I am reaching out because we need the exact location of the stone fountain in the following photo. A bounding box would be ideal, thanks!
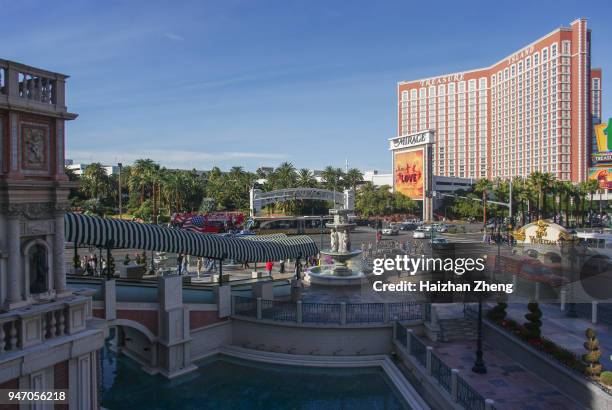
[306,209,369,286]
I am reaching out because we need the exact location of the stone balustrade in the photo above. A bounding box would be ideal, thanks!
[0,58,68,112]
[0,295,90,354]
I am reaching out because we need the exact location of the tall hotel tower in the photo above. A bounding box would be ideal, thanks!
[398,18,601,182]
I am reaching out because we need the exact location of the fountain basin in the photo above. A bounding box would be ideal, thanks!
[306,265,371,287]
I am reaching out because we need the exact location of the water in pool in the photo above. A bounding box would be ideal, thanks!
[100,344,410,409]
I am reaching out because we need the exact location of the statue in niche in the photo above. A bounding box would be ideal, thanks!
[29,244,49,294]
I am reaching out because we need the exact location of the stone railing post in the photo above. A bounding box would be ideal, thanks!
[158,275,196,377]
[297,301,303,323]
[560,288,567,311]
[451,369,459,401]
[430,305,438,328]
[6,65,19,98]
[256,298,262,320]
[383,303,390,323]
[406,328,413,352]
[340,302,347,325]
[426,346,433,375]
[216,285,232,318]
[103,279,116,320]
[592,301,598,324]
[392,321,397,340]
[485,399,495,410]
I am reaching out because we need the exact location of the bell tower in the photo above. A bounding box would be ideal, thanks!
[0,59,102,409]
[0,59,77,309]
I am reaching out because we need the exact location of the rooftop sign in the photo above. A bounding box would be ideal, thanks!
[389,131,434,151]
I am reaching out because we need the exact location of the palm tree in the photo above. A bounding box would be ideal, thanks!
[296,169,317,188]
[474,178,492,226]
[271,162,297,189]
[528,172,554,220]
[81,163,110,200]
[344,168,364,191]
[584,179,600,226]
[321,166,344,192]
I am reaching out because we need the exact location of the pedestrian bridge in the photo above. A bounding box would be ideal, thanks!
[249,188,354,216]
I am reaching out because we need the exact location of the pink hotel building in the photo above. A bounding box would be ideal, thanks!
[397,18,602,183]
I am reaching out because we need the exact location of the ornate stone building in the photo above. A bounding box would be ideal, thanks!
[0,59,103,408]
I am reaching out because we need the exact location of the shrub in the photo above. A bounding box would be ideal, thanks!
[583,328,603,377]
[524,302,543,339]
[600,371,612,386]
[488,302,508,322]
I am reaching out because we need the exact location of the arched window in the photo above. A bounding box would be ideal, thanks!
[28,243,49,294]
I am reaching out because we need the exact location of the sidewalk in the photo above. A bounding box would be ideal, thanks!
[504,303,612,370]
[432,339,586,409]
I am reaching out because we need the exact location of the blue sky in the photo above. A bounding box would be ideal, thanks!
[3,0,611,172]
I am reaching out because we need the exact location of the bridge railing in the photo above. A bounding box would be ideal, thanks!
[232,296,423,326]
[393,322,493,410]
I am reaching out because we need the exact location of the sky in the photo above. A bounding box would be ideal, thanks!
[2,0,611,172]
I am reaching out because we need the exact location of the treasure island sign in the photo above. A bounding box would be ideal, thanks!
[389,130,434,221]
[513,220,574,246]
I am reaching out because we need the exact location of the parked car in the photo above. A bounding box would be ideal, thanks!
[435,224,448,233]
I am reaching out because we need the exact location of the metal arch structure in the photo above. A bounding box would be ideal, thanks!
[249,188,355,216]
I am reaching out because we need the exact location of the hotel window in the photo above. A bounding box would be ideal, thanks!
[518,62,523,73]
[402,91,408,101]
[511,65,516,77]
[551,43,558,58]
[533,53,539,66]
[411,89,417,99]
[504,68,509,80]
[526,56,531,69]
[562,41,570,55]
[542,48,548,62]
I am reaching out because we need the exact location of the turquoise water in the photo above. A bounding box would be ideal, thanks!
[100,345,410,410]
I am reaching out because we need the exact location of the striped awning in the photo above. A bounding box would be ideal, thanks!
[65,213,318,262]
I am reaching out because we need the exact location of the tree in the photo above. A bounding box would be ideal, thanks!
[296,169,317,188]
[355,183,416,217]
[81,163,110,200]
[583,328,602,377]
[528,172,554,220]
[474,179,492,225]
[321,166,344,192]
[344,168,363,191]
[524,302,542,340]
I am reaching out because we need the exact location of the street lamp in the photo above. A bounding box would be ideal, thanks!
[472,295,487,374]
[566,230,578,318]
[118,162,123,219]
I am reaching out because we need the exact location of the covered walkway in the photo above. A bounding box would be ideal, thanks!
[65,213,318,262]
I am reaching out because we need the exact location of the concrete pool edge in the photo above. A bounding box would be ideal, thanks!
[194,345,430,410]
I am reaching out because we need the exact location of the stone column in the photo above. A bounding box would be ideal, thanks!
[54,210,68,296]
[6,215,22,305]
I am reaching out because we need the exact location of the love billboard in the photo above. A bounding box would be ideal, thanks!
[393,149,424,200]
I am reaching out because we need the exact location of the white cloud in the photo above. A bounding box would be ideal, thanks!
[163,32,184,41]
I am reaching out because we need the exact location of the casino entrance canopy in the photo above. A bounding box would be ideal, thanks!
[65,212,318,262]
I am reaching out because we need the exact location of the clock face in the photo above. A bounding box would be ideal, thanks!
[22,125,47,170]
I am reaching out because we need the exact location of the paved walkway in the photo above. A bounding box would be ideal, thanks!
[504,302,612,370]
[431,339,586,409]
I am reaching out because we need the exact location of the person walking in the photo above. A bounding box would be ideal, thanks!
[177,254,184,275]
[279,259,285,273]
[196,257,203,276]
[265,260,273,276]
